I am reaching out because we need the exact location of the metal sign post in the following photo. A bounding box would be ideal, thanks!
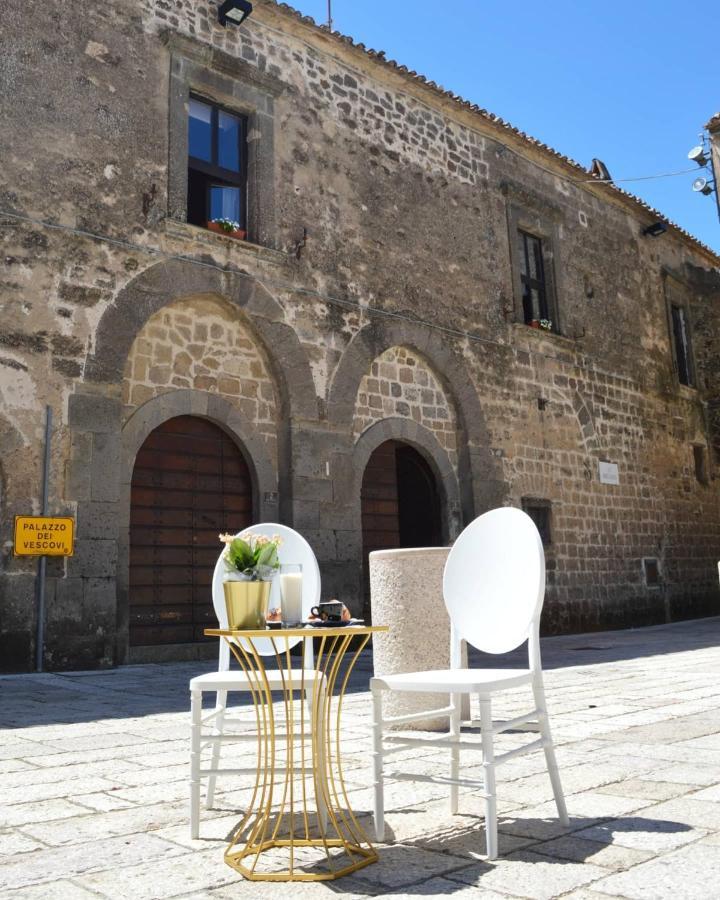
[35,405,52,673]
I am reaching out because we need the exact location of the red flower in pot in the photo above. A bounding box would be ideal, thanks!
[207,218,246,240]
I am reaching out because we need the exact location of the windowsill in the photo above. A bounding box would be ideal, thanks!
[511,321,577,347]
[678,383,698,398]
[163,219,287,266]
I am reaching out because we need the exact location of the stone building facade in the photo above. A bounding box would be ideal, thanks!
[1,0,720,671]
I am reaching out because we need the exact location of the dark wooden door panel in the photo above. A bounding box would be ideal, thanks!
[129,415,254,647]
[360,440,441,622]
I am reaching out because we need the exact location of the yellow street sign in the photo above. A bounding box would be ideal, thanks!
[14,516,75,557]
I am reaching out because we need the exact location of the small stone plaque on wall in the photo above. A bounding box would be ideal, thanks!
[598,461,619,485]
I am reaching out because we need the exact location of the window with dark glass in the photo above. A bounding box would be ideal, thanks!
[517,230,550,327]
[670,304,694,387]
[521,498,552,546]
[187,96,247,232]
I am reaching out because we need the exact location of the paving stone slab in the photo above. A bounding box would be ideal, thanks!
[22,799,207,847]
[0,831,47,859]
[592,840,720,899]
[340,843,476,891]
[448,850,607,900]
[0,798,94,828]
[593,778,692,802]
[75,847,244,900]
[527,833,652,870]
[0,833,182,891]
[575,813,702,853]
[0,879,102,899]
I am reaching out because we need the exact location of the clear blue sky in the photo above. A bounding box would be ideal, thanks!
[288,1,720,254]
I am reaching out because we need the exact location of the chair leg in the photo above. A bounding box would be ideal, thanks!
[533,677,569,827]
[449,691,461,815]
[190,689,202,839]
[372,685,385,842]
[479,697,498,860]
[205,689,227,810]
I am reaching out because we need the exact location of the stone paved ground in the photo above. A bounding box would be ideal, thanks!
[2,618,720,899]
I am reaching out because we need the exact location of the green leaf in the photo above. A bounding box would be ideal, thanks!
[256,543,279,569]
[229,538,253,569]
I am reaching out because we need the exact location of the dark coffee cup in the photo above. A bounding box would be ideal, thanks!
[311,601,343,623]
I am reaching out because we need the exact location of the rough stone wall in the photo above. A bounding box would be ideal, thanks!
[122,295,278,461]
[1,0,720,671]
[352,346,458,466]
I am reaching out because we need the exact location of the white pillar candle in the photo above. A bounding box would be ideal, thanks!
[280,572,303,623]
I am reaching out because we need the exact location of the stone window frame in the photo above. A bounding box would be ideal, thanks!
[663,271,697,391]
[693,444,710,486]
[503,183,564,335]
[521,496,552,546]
[642,557,662,588]
[164,32,282,248]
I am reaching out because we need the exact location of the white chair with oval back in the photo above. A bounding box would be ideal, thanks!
[370,506,568,858]
[189,523,322,838]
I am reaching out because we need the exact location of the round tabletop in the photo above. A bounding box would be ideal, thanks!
[204,625,388,638]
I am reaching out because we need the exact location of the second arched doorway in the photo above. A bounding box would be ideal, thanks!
[360,440,442,621]
[129,415,254,648]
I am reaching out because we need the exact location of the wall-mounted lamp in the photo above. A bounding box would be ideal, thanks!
[642,221,668,237]
[692,176,715,197]
[688,145,709,168]
[218,0,253,27]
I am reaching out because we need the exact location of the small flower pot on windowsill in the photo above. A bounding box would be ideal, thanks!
[528,319,553,332]
[207,221,247,241]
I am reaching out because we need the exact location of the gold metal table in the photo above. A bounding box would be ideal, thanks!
[204,625,388,882]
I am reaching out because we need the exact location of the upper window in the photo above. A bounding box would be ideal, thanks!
[187,96,247,233]
[517,230,552,330]
[670,303,694,387]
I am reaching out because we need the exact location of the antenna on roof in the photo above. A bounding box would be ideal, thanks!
[588,158,613,183]
[327,0,333,31]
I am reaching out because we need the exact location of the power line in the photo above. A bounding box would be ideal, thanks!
[579,166,701,185]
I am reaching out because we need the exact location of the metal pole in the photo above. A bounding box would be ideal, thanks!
[35,405,52,673]
[327,0,333,31]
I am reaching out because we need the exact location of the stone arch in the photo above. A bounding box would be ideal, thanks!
[84,258,317,520]
[569,390,601,456]
[352,344,460,470]
[327,319,503,522]
[540,385,602,457]
[85,258,317,421]
[122,293,279,465]
[116,389,278,664]
[353,417,462,543]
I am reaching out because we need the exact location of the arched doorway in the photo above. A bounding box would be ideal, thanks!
[360,440,442,621]
[129,415,253,647]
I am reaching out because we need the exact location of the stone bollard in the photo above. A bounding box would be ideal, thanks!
[370,546,467,731]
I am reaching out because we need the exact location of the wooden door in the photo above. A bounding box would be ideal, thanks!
[360,440,441,621]
[129,416,253,646]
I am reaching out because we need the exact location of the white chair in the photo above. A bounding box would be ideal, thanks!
[189,523,322,838]
[370,506,568,859]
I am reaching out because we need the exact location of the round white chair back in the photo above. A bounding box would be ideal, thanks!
[211,523,321,656]
[443,507,545,655]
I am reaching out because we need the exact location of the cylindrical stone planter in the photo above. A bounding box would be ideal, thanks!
[370,546,461,731]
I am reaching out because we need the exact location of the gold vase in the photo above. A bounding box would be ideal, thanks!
[223,580,271,630]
